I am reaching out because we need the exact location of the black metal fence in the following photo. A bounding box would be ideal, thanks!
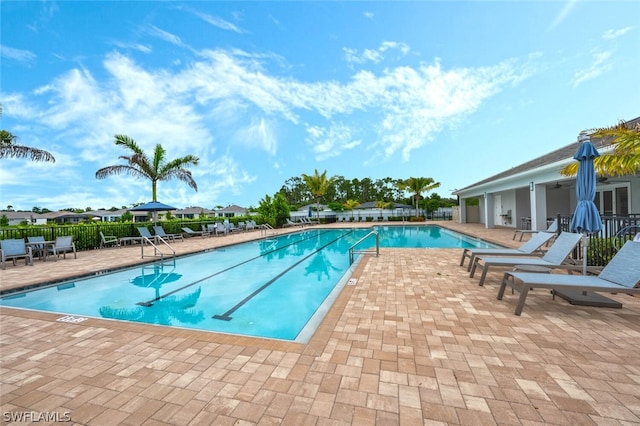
[556,213,640,266]
[0,219,255,251]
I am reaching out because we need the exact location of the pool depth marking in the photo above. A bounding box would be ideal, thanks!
[136,230,334,307]
[212,229,354,321]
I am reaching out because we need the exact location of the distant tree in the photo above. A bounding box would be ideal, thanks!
[7,205,14,211]
[560,120,640,178]
[302,169,332,222]
[95,134,199,201]
[398,177,441,217]
[0,215,9,226]
[121,211,133,222]
[344,199,360,221]
[0,130,55,162]
[375,200,392,219]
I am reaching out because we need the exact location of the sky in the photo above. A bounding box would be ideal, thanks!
[1,1,639,212]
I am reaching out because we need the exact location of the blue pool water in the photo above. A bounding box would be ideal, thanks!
[1,226,498,342]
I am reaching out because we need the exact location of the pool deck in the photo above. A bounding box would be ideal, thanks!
[1,222,639,425]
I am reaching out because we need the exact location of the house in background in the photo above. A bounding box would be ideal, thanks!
[0,210,47,226]
[214,205,247,218]
[174,207,213,220]
[453,117,639,231]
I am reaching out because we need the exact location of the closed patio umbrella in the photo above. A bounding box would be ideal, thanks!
[555,132,618,308]
[569,131,603,275]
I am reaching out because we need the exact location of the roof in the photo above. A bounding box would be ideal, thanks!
[455,116,640,193]
[0,210,44,220]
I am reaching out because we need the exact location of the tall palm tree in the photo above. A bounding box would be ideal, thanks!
[96,134,199,201]
[302,169,332,222]
[560,120,640,177]
[0,130,56,162]
[399,177,441,217]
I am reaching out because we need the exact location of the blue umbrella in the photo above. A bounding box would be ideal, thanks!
[569,131,603,274]
[130,201,177,212]
[130,201,177,224]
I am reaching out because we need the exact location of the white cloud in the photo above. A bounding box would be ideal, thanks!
[0,45,37,63]
[548,0,578,31]
[344,41,411,64]
[602,26,633,40]
[572,50,612,87]
[305,124,361,161]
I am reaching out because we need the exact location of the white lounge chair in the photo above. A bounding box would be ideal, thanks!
[470,232,582,286]
[460,231,555,271]
[284,218,302,228]
[498,241,640,315]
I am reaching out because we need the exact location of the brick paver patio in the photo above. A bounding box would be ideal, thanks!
[1,223,639,425]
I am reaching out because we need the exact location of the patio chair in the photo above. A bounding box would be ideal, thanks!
[27,236,48,259]
[513,219,558,241]
[153,226,184,242]
[284,218,302,228]
[460,231,555,271]
[48,236,77,260]
[498,241,640,315]
[1,239,34,269]
[213,222,227,236]
[100,231,119,248]
[469,232,582,286]
[181,226,209,238]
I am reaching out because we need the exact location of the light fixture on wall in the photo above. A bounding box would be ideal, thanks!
[529,182,534,192]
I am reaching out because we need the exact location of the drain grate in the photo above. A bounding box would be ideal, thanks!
[347,278,357,286]
[57,315,88,324]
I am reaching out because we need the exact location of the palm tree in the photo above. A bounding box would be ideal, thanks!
[560,120,640,178]
[375,200,392,220]
[95,134,199,201]
[399,177,441,217]
[302,169,332,223]
[344,199,360,221]
[0,130,56,162]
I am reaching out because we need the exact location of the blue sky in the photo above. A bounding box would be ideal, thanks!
[1,1,638,211]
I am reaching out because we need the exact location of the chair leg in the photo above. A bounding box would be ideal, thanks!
[478,266,489,286]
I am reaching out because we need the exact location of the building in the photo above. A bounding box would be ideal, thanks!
[453,117,639,231]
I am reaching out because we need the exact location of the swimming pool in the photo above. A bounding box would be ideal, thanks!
[0,226,498,342]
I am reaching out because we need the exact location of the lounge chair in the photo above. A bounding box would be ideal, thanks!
[470,232,582,286]
[153,226,184,242]
[138,227,160,244]
[498,241,640,315]
[1,239,34,269]
[460,231,555,271]
[284,218,302,228]
[100,231,119,248]
[513,219,558,241]
[48,236,77,260]
[181,226,209,238]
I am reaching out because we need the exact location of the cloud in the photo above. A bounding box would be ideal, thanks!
[344,41,411,64]
[0,45,37,64]
[602,26,633,40]
[548,0,578,31]
[192,10,246,33]
[572,50,612,87]
[146,25,186,48]
[305,124,362,161]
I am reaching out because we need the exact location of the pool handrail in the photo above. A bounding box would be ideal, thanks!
[349,230,379,265]
[140,234,176,260]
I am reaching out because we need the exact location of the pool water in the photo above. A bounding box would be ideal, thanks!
[1,226,498,342]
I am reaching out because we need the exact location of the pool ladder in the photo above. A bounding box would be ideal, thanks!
[349,230,379,265]
[259,223,278,238]
[140,236,176,261]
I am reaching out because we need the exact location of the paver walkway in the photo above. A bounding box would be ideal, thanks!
[1,223,639,425]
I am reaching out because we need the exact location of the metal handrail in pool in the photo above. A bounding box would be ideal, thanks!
[140,235,175,260]
[349,230,379,265]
